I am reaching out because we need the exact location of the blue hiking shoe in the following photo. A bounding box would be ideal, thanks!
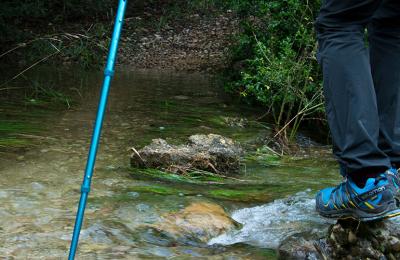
[316,174,400,221]
[385,168,400,193]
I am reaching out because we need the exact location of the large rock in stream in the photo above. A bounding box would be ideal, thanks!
[142,202,240,246]
[130,134,243,174]
[278,218,400,259]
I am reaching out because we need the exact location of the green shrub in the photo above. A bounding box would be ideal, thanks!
[225,0,325,143]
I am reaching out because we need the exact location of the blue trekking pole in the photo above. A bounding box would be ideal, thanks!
[68,0,127,259]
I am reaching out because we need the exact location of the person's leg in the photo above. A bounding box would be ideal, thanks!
[314,0,400,221]
[369,0,400,169]
[315,0,391,181]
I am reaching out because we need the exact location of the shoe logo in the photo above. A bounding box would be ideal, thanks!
[360,186,386,201]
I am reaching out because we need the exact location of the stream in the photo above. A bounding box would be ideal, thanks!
[0,67,341,259]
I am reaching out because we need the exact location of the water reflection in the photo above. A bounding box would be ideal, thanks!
[0,67,337,258]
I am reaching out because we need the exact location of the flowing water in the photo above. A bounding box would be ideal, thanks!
[0,67,341,259]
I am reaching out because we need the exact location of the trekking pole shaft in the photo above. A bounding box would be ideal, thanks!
[68,1,127,259]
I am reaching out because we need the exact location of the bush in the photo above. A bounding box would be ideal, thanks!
[0,1,116,69]
[225,0,325,144]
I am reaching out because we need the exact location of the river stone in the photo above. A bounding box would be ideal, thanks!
[222,116,248,128]
[278,218,400,260]
[277,233,322,260]
[130,134,242,174]
[145,202,240,246]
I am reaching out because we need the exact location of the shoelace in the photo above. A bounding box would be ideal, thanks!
[374,174,387,186]
[331,175,388,198]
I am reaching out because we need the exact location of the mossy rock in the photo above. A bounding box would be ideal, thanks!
[130,134,243,174]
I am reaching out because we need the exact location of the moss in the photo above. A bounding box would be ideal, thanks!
[0,101,59,150]
[208,116,226,126]
[0,120,40,133]
[207,188,271,203]
[123,182,274,203]
[0,137,31,147]
[127,185,189,196]
[260,249,278,259]
[0,120,41,149]
[131,168,230,185]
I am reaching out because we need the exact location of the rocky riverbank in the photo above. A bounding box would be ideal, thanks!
[278,218,400,259]
[119,11,239,72]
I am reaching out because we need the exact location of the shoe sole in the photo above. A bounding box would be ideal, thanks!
[318,206,400,222]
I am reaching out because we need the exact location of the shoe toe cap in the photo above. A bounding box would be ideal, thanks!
[316,187,335,207]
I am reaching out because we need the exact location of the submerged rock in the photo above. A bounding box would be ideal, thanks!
[130,134,242,174]
[222,116,249,128]
[144,202,240,246]
[278,218,400,260]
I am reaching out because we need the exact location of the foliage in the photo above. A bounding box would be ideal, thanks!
[1,1,326,147]
[0,0,114,43]
[224,0,325,145]
[0,1,114,69]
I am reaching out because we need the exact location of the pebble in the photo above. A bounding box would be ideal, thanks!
[119,12,239,72]
[348,231,357,244]
[281,219,400,259]
[389,237,400,252]
[127,192,140,198]
[136,203,150,212]
[31,182,45,190]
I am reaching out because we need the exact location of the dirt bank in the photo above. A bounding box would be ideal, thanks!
[118,11,239,72]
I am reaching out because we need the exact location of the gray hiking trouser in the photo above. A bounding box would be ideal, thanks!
[315,0,400,176]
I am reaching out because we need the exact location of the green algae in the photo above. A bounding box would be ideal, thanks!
[123,182,274,203]
[0,137,31,147]
[208,187,271,202]
[127,185,186,196]
[130,168,228,185]
[0,93,71,150]
[0,120,41,148]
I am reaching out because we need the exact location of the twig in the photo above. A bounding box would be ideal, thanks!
[0,43,26,59]
[262,143,281,157]
[130,147,144,163]
[0,33,85,87]
[0,50,60,88]
[0,36,63,59]
[0,87,24,92]
[273,96,323,139]
[48,41,60,52]
[207,162,219,174]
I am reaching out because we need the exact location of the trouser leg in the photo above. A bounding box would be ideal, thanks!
[369,0,400,168]
[315,0,391,176]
